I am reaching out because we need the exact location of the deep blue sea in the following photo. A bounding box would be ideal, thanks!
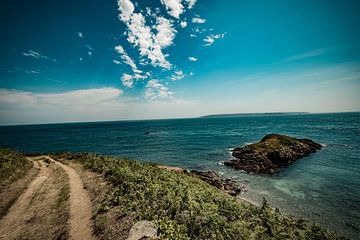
[1,112,359,239]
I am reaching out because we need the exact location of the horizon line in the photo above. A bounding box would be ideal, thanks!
[0,110,359,127]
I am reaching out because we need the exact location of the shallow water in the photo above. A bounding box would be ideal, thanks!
[1,112,359,239]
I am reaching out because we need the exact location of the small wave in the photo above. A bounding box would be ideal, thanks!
[320,143,327,147]
[218,162,224,166]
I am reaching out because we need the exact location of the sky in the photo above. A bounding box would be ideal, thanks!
[0,0,359,124]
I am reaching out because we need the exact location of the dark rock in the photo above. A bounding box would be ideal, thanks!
[224,134,323,174]
[190,170,244,196]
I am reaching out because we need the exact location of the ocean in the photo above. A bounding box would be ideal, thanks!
[0,112,359,239]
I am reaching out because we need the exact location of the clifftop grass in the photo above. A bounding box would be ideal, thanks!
[0,148,32,186]
[58,152,342,240]
[0,148,34,218]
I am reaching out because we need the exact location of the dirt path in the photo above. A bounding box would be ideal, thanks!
[46,156,95,240]
[0,160,51,238]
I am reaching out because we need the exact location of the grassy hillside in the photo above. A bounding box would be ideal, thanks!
[57,152,342,240]
[0,148,34,217]
[0,148,32,187]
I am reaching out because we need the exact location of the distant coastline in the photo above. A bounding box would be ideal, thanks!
[200,112,310,118]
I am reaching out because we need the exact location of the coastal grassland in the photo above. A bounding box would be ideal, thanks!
[0,148,36,217]
[0,148,32,185]
[56,153,343,240]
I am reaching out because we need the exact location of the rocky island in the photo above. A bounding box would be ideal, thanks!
[225,134,323,174]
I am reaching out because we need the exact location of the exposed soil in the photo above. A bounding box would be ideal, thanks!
[46,156,95,240]
[0,159,39,218]
[0,156,95,240]
[67,160,134,240]
[0,159,69,239]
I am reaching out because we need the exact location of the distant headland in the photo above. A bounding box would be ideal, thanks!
[200,112,310,118]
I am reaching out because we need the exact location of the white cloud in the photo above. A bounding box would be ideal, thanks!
[192,17,206,24]
[171,70,185,81]
[22,50,57,62]
[145,79,174,100]
[117,0,172,69]
[121,73,135,88]
[203,33,225,46]
[0,88,122,108]
[0,88,200,124]
[121,73,146,88]
[188,56,198,61]
[185,0,197,9]
[115,45,142,73]
[25,70,40,74]
[155,17,177,48]
[85,44,95,51]
[118,0,135,21]
[160,0,184,19]
[78,32,83,38]
[180,21,187,28]
[113,59,121,64]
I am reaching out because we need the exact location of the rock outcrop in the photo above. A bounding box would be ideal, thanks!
[127,221,157,240]
[190,170,244,196]
[224,134,322,174]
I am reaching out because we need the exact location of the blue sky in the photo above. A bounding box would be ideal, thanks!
[0,0,359,124]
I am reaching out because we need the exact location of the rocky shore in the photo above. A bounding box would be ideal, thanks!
[189,170,244,196]
[158,165,244,196]
[225,134,322,174]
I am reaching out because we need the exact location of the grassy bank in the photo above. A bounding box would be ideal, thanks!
[55,152,343,240]
[0,148,35,217]
[0,148,32,185]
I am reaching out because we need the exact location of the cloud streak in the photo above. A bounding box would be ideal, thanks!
[279,48,328,63]
[22,50,57,62]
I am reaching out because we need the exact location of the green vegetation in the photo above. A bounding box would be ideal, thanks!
[0,148,32,186]
[60,152,342,240]
[0,148,34,218]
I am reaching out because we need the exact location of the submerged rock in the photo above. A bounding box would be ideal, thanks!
[224,134,322,174]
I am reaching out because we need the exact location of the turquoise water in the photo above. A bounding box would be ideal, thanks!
[0,112,359,239]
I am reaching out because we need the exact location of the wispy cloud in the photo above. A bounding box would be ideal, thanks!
[121,73,146,88]
[25,70,40,74]
[192,17,206,24]
[203,33,225,46]
[188,56,198,61]
[185,0,197,9]
[115,45,142,73]
[279,48,328,63]
[171,70,185,81]
[22,50,57,62]
[145,79,174,100]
